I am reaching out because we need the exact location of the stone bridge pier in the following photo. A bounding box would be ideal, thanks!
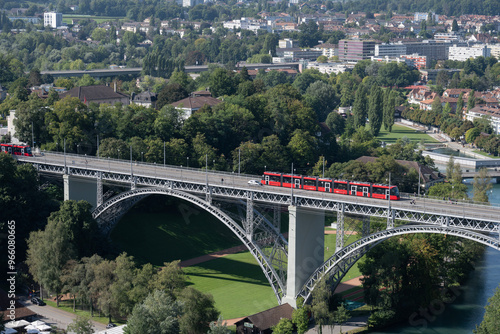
[63,174,101,209]
[282,206,325,307]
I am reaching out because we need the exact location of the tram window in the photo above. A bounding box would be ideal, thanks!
[372,187,385,195]
[303,179,316,186]
[283,176,291,184]
[335,183,347,190]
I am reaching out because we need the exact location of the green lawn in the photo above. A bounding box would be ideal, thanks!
[376,124,440,144]
[63,15,126,24]
[110,197,241,266]
[473,150,500,159]
[112,204,364,319]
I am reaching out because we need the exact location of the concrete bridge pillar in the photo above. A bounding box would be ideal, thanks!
[63,174,99,209]
[282,206,325,308]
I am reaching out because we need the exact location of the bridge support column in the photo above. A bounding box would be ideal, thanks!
[97,172,103,207]
[245,193,254,238]
[63,174,98,209]
[362,216,370,237]
[282,206,325,308]
[336,203,345,252]
[273,205,281,231]
[387,208,394,229]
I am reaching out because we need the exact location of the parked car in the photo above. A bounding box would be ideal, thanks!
[248,180,262,186]
[31,297,46,306]
[106,323,117,329]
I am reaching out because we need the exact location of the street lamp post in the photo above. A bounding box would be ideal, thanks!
[238,149,241,175]
[418,167,421,197]
[97,135,99,157]
[187,157,189,168]
[322,156,325,178]
[141,152,144,162]
[163,141,166,167]
[130,146,133,176]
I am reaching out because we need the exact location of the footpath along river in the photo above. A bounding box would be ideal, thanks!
[369,183,500,334]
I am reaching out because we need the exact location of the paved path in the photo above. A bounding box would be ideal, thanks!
[18,296,107,333]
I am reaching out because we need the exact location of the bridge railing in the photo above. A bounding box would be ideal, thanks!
[34,150,260,179]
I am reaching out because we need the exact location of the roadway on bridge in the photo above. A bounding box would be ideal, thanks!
[18,152,500,224]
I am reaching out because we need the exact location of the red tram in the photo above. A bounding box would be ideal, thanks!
[261,171,400,200]
[0,143,33,156]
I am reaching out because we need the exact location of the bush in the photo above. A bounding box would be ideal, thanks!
[367,309,396,329]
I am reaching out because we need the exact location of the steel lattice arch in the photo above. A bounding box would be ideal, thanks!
[298,224,500,304]
[92,187,288,303]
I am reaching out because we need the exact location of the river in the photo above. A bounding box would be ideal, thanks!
[369,183,500,333]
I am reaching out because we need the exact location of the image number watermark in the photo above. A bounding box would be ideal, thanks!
[6,220,16,320]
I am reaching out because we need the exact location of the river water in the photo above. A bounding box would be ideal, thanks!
[370,183,500,333]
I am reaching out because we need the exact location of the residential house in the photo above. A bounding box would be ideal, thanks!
[466,105,500,135]
[131,91,157,108]
[235,303,294,334]
[59,84,129,106]
[170,95,222,119]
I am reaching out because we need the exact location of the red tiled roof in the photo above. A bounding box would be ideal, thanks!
[170,96,222,110]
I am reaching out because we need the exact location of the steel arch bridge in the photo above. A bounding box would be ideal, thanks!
[298,224,500,304]
[92,187,289,303]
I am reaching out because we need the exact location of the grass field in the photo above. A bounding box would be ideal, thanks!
[473,150,500,159]
[376,124,440,144]
[110,197,241,266]
[62,15,126,24]
[111,202,364,319]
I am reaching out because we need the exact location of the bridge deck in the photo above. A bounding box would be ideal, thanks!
[16,152,500,227]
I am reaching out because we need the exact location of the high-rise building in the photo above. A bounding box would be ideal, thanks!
[338,40,375,62]
[375,42,407,57]
[43,12,62,28]
[448,45,491,61]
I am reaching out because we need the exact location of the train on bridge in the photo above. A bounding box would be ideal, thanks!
[262,171,401,200]
[0,143,33,156]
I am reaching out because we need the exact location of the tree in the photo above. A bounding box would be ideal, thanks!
[292,297,309,334]
[383,89,396,132]
[26,200,99,306]
[125,290,183,334]
[472,168,492,203]
[310,278,332,334]
[368,86,383,136]
[474,286,500,334]
[150,260,186,297]
[467,90,476,111]
[178,287,219,334]
[207,316,232,334]
[67,316,94,334]
[288,129,317,164]
[431,96,442,114]
[352,84,368,129]
[305,81,338,122]
[456,93,464,119]
[157,84,188,110]
[209,68,237,97]
[452,19,459,32]
[465,127,481,143]
[326,112,346,136]
[272,318,294,334]
[333,304,350,334]
[446,155,455,180]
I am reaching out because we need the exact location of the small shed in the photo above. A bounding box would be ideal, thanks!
[235,303,294,334]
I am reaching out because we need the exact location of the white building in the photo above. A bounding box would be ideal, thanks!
[466,105,500,135]
[182,0,203,7]
[6,110,20,144]
[375,42,407,57]
[279,38,296,49]
[306,62,352,75]
[488,44,500,59]
[448,45,490,61]
[414,12,439,23]
[43,12,62,28]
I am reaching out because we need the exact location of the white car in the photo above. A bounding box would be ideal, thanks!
[248,180,262,186]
